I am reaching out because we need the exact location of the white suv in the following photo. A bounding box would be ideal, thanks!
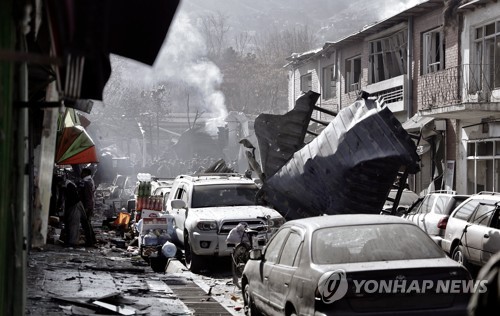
[165,173,285,272]
[441,192,500,271]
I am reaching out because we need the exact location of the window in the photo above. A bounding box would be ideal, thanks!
[422,27,444,75]
[322,64,336,99]
[471,21,500,93]
[420,195,436,214]
[278,232,302,267]
[300,73,312,92]
[191,184,258,208]
[471,204,495,226]
[453,200,480,221]
[368,30,407,84]
[264,228,289,263]
[345,56,361,92]
[466,140,500,194]
[434,195,453,215]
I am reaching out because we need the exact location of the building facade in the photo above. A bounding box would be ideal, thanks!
[284,0,498,196]
[421,0,500,195]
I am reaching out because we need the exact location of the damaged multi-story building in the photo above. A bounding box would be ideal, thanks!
[285,0,500,196]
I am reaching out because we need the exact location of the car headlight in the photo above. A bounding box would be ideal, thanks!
[197,220,218,231]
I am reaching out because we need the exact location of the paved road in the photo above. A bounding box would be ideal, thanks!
[26,244,244,315]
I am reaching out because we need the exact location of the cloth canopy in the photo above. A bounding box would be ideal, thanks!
[55,125,98,165]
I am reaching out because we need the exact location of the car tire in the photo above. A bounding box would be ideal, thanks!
[452,245,471,270]
[184,234,203,273]
[243,283,261,316]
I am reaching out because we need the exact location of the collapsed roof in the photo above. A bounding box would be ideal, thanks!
[255,92,419,220]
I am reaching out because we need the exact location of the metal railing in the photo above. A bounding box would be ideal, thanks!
[420,64,500,109]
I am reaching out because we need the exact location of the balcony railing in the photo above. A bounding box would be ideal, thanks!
[420,64,500,109]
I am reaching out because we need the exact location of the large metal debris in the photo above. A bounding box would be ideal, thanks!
[256,95,419,220]
[254,91,319,179]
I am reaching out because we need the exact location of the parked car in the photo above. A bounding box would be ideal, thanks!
[403,191,470,246]
[382,189,420,215]
[441,191,500,270]
[242,214,471,316]
[165,173,285,272]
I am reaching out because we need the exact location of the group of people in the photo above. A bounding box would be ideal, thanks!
[62,167,97,247]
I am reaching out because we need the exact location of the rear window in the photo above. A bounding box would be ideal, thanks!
[312,223,444,264]
[191,184,259,208]
[434,195,453,215]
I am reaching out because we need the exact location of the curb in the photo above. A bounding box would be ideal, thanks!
[165,258,188,273]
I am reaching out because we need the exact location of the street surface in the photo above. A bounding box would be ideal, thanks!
[26,214,246,315]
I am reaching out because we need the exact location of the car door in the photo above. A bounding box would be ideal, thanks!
[267,230,303,316]
[404,198,423,224]
[464,203,496,265]
[480,207,500,264]
[416,194,436,233]
[251,228,290,312]
[170,184,189,242]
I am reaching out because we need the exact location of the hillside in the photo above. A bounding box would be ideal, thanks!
[179,0,426,47]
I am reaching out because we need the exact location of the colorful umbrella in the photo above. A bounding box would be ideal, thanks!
[55,125,98,165]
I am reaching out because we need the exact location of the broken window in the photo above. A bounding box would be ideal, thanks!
[345,56,361,92]
[422,27,444,75]
[368,30,407,84]
[471,21,500,95]
[300,73,312,92]
[322,64,337,99]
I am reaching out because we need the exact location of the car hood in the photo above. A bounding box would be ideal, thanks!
[189,205,282,221]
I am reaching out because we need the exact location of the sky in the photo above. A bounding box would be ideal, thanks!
[101,0,426,123]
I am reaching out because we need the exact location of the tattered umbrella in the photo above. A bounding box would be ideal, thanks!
[55,125,98,165]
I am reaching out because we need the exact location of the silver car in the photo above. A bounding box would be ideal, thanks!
[403,191,470,246]
[441,192,500,270]
[242,214,471,316]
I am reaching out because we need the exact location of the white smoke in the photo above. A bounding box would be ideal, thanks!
[111,12,228,127]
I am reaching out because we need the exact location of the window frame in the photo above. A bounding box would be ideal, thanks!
[472,21,500,93]
[368,29,407,84]
[322,64,337,99]
[345,56,361,92]
[422,27,444,75]
[300,73,312,93]
[466,139,500,194]
[277,232,303,267]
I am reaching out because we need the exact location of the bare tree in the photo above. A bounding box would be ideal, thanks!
[255,25,317,65]
[233,31,252,57]
[199,11,230,59]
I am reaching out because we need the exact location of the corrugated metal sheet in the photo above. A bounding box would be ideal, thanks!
[258,97,419,220]
[254,91,319,179]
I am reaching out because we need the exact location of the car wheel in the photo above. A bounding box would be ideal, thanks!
[243,283,261,316]
[452,245,471,270]
[184,235,203,273]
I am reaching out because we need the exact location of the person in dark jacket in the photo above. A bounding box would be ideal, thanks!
[63,179,96,247]
[79,168,96,219]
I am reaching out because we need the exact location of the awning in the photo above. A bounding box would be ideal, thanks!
[55,125,98,165]
[402,114,435,132]
[402,114,438,140]
[55,109,98,165]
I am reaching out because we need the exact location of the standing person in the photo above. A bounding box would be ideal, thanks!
[79,168,95,218]
[78,168,97,246]
[63,179,95,247]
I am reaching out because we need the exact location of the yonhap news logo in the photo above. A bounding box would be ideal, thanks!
[317,269,488,303]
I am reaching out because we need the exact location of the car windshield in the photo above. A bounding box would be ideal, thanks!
[191,184,259,208]
[312,223,444,264]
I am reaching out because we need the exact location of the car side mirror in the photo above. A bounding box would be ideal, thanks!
[249,249,262,260]
[171,199,186,209]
